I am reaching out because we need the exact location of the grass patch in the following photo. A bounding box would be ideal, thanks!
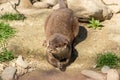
[87,17,103,29]
[0,22,15,41]
[0,48,14,62]
[0,22,15,62]
[0,13,25,21]
[96,52,120,68]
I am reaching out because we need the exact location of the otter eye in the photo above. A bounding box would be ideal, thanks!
[64,43,67,46]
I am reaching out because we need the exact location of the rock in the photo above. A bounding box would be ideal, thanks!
[9,58,29,77]
[67,0,113,21]
[33,2,49,9]
[41,0,58,6]
[0,2,17,14]
[17,0,33,8]
[9,60,16,67]
[81,70,105,80]
[0,63,7,71]
[16,66,28,76]
[101,66,110,73]
[15,55,28,68]
[52,3,59,10]
[102,0,120,13]
[1,66,17,80]
[31,0,39,4]
[107,69,119,80]
[86,78,96,80]
[0,0,7,4]
[9,56,28,76]
[18,70,89,80]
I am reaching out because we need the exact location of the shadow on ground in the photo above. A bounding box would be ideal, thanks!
[62,26,88,71]
[74,26,88,46]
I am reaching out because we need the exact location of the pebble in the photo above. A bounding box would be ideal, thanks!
[33,2,49,9]
[15,55,28,68]
[1,66,17,80]
[16,66,28,76]
[52,4,59,10]
[101,66,110,73]
[0,64,5,71]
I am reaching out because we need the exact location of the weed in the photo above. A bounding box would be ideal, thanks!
[0,22,15,41]
[96,52,120,68]
[0,21,16,62]
[0,48,14,62]
[0,13,25,21]
[88,17,103,29]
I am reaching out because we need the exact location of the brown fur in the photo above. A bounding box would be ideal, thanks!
[44,0,79,70]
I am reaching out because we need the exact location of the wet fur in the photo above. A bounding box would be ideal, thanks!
[44,0,79,70]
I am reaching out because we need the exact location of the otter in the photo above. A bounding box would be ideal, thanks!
[44,0,79,70]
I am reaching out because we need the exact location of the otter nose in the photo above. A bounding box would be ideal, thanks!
[47,48,55,53]
[49,49,53,52]
[47,46,56,52]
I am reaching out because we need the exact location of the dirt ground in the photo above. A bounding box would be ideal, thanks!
[6,11,120,70]
[1,1,120,80]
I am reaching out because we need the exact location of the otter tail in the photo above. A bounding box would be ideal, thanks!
[58,0,68,9]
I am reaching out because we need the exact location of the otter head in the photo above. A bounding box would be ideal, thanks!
[46,34,71,61]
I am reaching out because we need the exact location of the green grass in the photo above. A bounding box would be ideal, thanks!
[88,17,103,29]
[0,13,25,21]
[0,22,15,62]
[0,22,15,41]
[0,48,14,62]
[96,52,120,68]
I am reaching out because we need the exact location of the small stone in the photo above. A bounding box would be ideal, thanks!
[9,60,16,67]
[41,0,58,6]
[81,70,105,80]
[52,4,59,10]
[16,66,28,76]
[15,55,28,68]
[107,69,119,80]
[33,2,49,9]
[92,64,97,68]
[0,63,7,71]
[1,66,17,80]
[101,66,110,73]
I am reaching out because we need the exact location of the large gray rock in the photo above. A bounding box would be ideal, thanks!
[1,66,17,80]
[67,0,113,21]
